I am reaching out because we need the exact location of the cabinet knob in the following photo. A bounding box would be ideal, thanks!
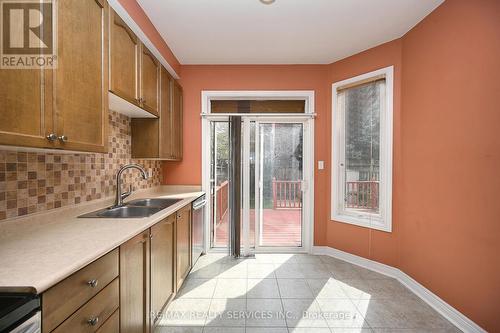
[87,317,99,326]
[87,279,98,288]
[58,135,68,142]
[46,133,58,142]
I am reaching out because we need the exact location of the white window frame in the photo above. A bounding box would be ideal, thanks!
[331,66,393,232]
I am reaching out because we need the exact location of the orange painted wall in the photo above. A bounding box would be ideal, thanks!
[118,0,181,75]
[326,40,403,268]
[399,0,500,331]
[163,65,330,245]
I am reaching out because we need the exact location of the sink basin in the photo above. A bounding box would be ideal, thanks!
[78,198,183,218]
[126,198,182,209]
[79,206,162,218]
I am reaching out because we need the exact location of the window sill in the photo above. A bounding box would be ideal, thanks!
[330,212,392,233]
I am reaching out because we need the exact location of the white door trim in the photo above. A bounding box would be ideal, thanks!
[201,90,315,254]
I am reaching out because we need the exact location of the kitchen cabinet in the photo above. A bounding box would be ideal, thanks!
[140,46,160,116]
[39,202,195,333]
[109,9,140,107]
[0,69,47,148]
[109,9,160,117]
[171,81,184,160]
[0,0,108,152]
[42,249,119,333]
[159,68,175,158]
[120,230,150,333]
[96,310,119,333]
[51,279,119,333]
[51,0,109,153]
[176,205,192,290]
[150,214,175,327]
[131,66,183,160]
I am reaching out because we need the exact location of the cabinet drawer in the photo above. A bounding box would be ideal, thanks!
[42,249,119,332]
[52,278,119,333]
[96,309,119,333]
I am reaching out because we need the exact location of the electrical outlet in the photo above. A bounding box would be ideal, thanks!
[318,160,324,170]
[148,168,153,178]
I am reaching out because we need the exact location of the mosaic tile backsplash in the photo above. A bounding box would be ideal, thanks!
[0,110,163,221]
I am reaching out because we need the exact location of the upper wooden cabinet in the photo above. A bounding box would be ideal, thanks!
[0,67,48,148]
[0,0,108,153]
[51,0,109,152]
[140,46,160,116]
[131,66,183,160]
[109,9,159,117]
[171,81,183,160]
[109,9,140,107]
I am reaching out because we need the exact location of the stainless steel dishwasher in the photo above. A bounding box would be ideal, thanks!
[191,194,206,265]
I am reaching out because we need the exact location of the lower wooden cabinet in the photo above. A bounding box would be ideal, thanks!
[42,249,119,333]
[120,230,150,333]
[96,310,119,333]
[176,205,192,290]
[150,214,175,326]
[40,204,194,333]
[52,279,119,333]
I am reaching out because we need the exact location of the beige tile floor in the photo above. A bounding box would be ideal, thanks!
[155,253,461,333]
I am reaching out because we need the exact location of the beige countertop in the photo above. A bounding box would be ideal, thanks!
[0,185,204,294]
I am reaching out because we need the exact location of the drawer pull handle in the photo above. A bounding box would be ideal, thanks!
[87,279,98,288]
[46,133,58,142]
[87,317,99,326]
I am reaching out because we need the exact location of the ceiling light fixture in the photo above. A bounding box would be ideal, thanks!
[259,0,276,4]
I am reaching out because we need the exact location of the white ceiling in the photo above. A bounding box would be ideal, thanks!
[137,0,443,65]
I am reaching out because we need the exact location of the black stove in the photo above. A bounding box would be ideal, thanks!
[0,293,40,333]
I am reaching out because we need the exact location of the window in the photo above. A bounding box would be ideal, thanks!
[331,66,393,232]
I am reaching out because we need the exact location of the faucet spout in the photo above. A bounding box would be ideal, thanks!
[114,164,149,207]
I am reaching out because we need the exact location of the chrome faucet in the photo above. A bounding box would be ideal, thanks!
[114,164,148,207]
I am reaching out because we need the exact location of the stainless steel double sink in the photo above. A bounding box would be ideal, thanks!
[78,198,182,218]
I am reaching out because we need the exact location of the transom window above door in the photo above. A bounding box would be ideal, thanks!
[211,100,305,113]
[331,66,393,232]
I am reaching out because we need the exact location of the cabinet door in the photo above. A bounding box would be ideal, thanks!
[159,67,174,159]
[171,81,183,160]
[140,45,160,116]
[110,9,140,106]
[0,5,53,149]
[120,230,150,333]
[150,215,175,326]
[176,205,191,290]
[0,67,52,148]
[51,0,108,153]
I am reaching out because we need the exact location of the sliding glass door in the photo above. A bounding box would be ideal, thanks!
[256,122,304,248]
[210,121,230,248]
[209,118,308,252]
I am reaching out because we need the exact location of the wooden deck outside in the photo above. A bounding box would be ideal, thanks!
[214,209,302,247]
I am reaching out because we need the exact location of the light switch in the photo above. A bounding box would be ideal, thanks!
[318,160,324,170]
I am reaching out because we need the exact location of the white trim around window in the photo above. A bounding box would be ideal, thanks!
[331,66,393,232]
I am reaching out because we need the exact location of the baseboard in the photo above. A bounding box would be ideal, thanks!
[312,246,486,333]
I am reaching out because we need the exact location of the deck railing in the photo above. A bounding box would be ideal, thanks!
[272,178,302,209]
[346,181,379,209]
[215,180,229,224]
